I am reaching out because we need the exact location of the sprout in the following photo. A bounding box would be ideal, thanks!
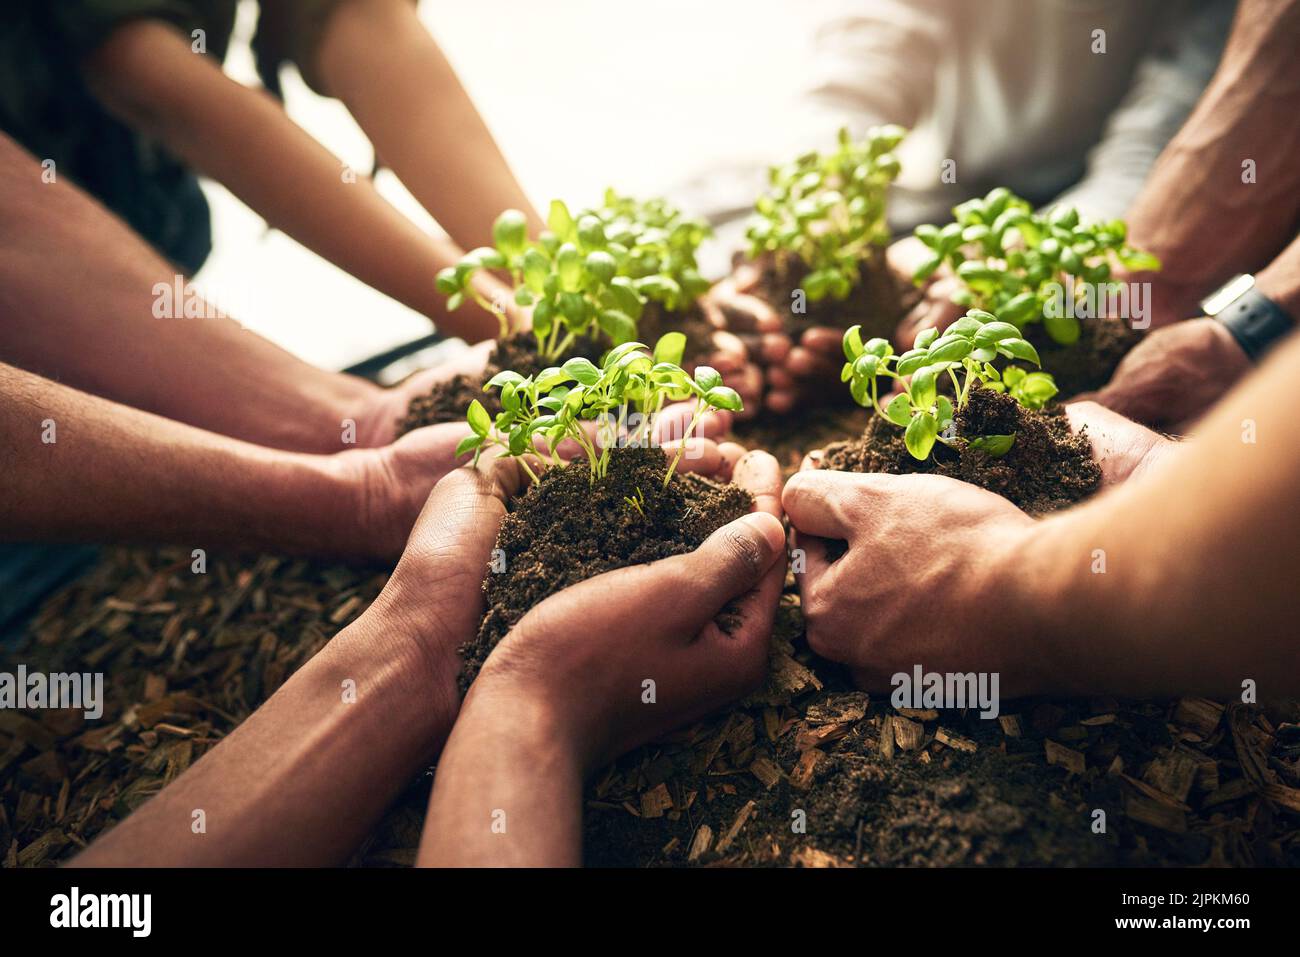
[911,187,1161,345]
[458,334,741,487]
[841,309,1055,461]
[437,193,712,361]
[746,125,907,303]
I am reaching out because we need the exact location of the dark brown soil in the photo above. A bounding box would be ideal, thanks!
[458,445,753,689]
[745,249,918,339]
[820,386,1100,514]
[1028,317,1144,399]
[397,333,603,435]
[637,301,717,366]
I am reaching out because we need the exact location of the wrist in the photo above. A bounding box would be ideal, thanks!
[336,599,461,759]
[1253,264,1300,320]
[461,677,588,772]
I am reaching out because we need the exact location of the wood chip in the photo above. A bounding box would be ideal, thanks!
[935,728,977,753]
[790,749,822,790]
[715,800,757,852]
[790,846,846,868]
[998,714,1022,738]
[1044,739,1085,774]
[893,716,924,752]
[687,824,713,862]
[1125,793,1186,833]
[878,715,895,758]
[639,783,673,819]
[1142,749,1198,803]
[749,756,784,790]
[1173,696,1224,737]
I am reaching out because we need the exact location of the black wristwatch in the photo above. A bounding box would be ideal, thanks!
[1202,274,1296,362]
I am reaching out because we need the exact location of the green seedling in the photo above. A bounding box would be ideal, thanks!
[911,187,1161,345]
[746,125,907,303]
[986,365,1058,410]
[841,308,1055,461]
[436,194,712,361]
[457,333,742,488]
[584,189,711,312]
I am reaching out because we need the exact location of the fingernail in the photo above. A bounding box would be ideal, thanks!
[740,511,785,553]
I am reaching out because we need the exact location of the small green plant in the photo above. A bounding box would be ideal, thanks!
[622,486,647,519]
[746,125,906,303]
[584,189,711,312]
[987,365,1058,410]
[911,187,1161,345]
[436,194,712,361]
[457,333,742,487]
[841,308,1053,460]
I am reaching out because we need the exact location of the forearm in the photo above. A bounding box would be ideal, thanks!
[1,363,361,556]
[1124,0,1300,305]
[1021,333,1300,698]
[418,689,583,867]
[84,20,498,341]
[77,598,458,866]
[0,136,381,452]
[317,0,544,251]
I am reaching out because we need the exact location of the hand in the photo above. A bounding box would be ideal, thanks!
[783,468,1050,693]
[468,449,787,771]
[886,234,965,350]
[698,263,791,418]
[1062,400,1175,486]
[764,237,954,414]
[355,340,497,447]
[1079,318,1250,429]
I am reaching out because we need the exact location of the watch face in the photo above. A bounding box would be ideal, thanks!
[1201,274,1255,317]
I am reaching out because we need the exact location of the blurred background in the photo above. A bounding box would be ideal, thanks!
[197,0,817,370]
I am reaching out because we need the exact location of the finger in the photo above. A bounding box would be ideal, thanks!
[731,449,782,518]
[767,366,796,390]
[799,449,824,472]
[652,401,730,445]
[786,346,839,380]
[719,292,782,334]
[766,389,796,416]
[799,326,845,357]
[543,511,786,643]
[719,441,747,480]
[710,329,749,366]
[761,333,792,364]
[781,470,859,541]
[664,437,724,477]
[792,529,836,582]
[390,455,516,603]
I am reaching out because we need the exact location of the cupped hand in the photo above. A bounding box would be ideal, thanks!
[355,340,496,447]
[782,468,1050,693]
[1078,318,1250,430]
[1063,400,1175,486]
[698,263,794,418]
[468,449,787,771]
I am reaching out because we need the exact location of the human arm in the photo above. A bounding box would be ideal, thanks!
[0,131,497,451]
[1119,0,1300,324]
[313,0,544,252]
[0,361,481,559]
[1086,229,1300,428]
[81,19,510,341]
[783,332,1300,699]
[75,461,514,866]
[418,451,785,866]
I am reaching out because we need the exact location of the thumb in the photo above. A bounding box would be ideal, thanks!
[668,512,786,631]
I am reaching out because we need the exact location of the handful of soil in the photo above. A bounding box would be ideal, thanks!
[821,386,1100,514]
[459,445,753,689]
[1027,317,1144,399]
